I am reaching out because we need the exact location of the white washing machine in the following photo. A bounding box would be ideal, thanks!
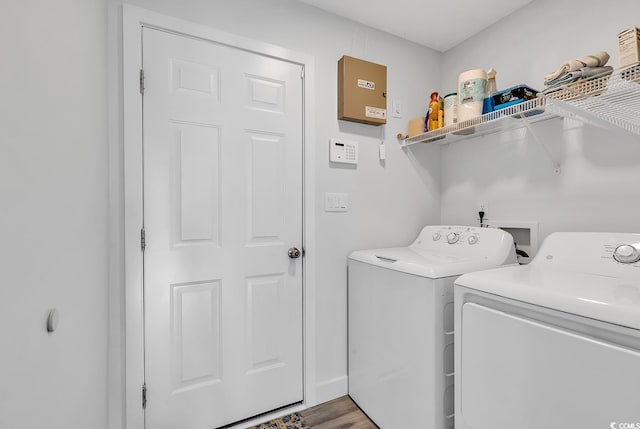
[348,225,517,429]
[454,232,640,429]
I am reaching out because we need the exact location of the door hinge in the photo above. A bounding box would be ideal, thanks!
[141,227,146,252]
[142,383,147,409]
[300,68,305,79]
[139,69,145,95]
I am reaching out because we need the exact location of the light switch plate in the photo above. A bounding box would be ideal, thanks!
[392,100,402,118]
[325,192,349,212]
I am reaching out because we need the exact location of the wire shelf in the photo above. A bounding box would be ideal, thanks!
[400,65,640,147]
[400,98,555,146]
[542,65,640,136]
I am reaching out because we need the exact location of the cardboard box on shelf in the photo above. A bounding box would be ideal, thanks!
[618,27,640,69]
[408,117,425,137]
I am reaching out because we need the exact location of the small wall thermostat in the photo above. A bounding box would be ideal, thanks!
[330,138,358,164]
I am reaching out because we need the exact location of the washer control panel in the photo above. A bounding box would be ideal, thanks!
[408,225,517,266]
[416,225,486,247]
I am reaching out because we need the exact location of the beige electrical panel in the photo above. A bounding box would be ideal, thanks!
[338,55,387,126]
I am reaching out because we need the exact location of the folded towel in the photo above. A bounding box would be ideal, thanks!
[545,70,583,87]
[545,66,614,87]
[541,66,614,94]
[580,65,613,79]
[544,51,610,85]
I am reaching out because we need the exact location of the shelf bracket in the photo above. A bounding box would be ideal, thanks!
[517,111,561,175]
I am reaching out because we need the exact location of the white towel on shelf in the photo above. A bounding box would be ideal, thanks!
[545,70,583,87]
[544,51,610,85]
[545,66,614,87]
[541,66,614,94]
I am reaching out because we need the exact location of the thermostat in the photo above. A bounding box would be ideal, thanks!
[330,138,358,164]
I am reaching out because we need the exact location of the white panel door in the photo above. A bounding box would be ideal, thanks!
[142,28,303,429]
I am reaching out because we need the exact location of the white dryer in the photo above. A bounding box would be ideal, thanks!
[455,232,640,429]
[348,225,516,429]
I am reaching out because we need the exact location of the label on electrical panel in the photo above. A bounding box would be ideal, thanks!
[357,79,376,90]
[365,106,387,119]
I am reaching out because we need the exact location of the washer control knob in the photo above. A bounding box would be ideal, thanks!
[432,233,441,241]
[468,236,478,245]
[613,244,640,264]
[447,232,460,244]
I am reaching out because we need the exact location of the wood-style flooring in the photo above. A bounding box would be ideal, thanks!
[300,396,378,429]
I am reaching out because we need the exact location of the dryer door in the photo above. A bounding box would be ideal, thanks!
[458,302,640,429]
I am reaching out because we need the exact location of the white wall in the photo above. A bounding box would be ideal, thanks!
[107,0,442,419]
[440,0,640,244]
[0,1,109,428]
[6,0,637,427]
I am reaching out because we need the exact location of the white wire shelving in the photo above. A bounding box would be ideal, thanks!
[400,98,555,146]
[399,65,640,148]
[542,65,640,136]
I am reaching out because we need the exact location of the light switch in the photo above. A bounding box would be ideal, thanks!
[392,100,402,118]
[325,192,348,212]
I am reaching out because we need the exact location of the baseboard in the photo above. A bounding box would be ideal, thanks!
[314,375,348,405]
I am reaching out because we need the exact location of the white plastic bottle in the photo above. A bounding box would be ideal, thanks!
[483,68,497,114]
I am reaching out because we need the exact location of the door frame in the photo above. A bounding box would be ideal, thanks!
[122,5,317,428]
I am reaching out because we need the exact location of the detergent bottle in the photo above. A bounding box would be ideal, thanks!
[427,91,440,131]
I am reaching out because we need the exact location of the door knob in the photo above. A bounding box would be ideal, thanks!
[288,247,302,259]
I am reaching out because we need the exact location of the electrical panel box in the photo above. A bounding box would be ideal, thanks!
[338,55,387,126]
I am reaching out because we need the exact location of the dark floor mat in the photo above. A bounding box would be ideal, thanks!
[250,412,310,429]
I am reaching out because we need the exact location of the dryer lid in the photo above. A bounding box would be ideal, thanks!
[456,232,640,330]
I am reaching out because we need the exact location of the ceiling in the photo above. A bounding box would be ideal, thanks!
[296,0,535,52]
